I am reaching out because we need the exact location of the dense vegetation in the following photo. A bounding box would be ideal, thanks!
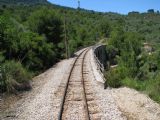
[0,2,111,93]
[0,0,48,5]
[0,1,160,104]
[105,11,160,103]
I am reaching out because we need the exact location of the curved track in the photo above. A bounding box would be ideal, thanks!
[58,48,91,120]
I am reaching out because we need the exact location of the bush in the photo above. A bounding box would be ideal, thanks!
[121,78,146,91]
[145,77,160,103]
[105,66,128,88]
[0,61,32,93]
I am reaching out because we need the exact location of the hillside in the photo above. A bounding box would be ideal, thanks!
[0,1,160,103]
[0,0,49,5]
[126,11,160,43]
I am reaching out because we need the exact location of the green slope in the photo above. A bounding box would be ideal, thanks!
[0,0,49,5]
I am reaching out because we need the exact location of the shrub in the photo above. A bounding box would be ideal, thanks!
[145,77,160,103]
[105,66,128,88]
[121,78,146,91]
[0,61,32,93]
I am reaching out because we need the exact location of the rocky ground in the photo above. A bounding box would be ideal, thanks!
[112,87,160,120]
[0,48,160,120]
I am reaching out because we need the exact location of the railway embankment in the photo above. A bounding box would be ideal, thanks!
[1,46,160,120]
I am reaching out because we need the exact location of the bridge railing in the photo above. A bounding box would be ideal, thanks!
[91,45,106,83]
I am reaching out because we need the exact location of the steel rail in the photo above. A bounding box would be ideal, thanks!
[81,48,91,120]
[58,48,90,120]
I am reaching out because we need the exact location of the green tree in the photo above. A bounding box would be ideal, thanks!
[27,7,63,44]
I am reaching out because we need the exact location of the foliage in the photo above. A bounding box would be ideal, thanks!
[1,2,160,99]
[0,61,32,93]
[0,0,48,5]
[0,4,112,93]
[27,7,62,44]
[105,66,127,88]
[98,19,111,38]
[105,15,160,103]
[0,14,57,71]
[146,76,160,103]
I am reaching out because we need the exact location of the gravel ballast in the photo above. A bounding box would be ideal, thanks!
[86,50,127,120]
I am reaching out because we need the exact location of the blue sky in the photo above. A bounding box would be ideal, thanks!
[48,0,160,14]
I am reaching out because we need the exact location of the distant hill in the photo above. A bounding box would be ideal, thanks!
[0,0,49,5]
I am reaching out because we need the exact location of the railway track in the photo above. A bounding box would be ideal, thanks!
[58,48,91,120]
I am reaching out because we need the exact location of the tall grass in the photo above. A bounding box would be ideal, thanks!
[0,61,32,93]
